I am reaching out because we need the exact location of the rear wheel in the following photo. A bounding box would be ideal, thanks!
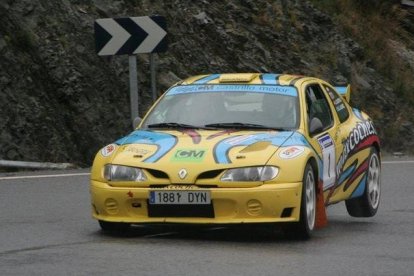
[98,220,131,233]
[345,147,381,217]
[283,163,316,239]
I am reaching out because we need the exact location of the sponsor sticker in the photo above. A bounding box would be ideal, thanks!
[101,144,117,157]
[165,185,198,190]
[279,146,305,159]
[318,134,334,149]
[171,148,207,163]
[318,134,336,189]
[124,146,151,155]
[226,135,255,146]
[336,103,345,112]
[167,84,298,97]
[336,120,377,176]
[334,98,342,105]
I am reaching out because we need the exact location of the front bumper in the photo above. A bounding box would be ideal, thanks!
[90,180,302,224]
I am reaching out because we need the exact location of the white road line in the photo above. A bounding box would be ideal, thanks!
[0,173,90,180]
[382,160,414,164]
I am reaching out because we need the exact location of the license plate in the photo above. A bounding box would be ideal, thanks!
[149,190,211,205]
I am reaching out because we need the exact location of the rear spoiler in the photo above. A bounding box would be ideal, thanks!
[334,84,351,103]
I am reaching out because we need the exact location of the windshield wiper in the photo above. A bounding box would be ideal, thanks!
[204,122,288,131]
[147,122,214,130]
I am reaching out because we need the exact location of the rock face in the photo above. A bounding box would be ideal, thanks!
[0,0,412,165]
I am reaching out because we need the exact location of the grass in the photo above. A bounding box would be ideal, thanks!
[309,0,414,105]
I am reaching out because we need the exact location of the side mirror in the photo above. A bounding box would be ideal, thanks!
[133,117,142,129]
[309,117,323,135]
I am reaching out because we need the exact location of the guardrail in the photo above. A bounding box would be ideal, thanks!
[0,160,77,170]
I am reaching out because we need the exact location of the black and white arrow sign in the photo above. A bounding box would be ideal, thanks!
[94,16,167,56]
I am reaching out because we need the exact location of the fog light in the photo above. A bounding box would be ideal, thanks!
[131,202,142,208]
[246,199,262,216]
[104,198,119,214]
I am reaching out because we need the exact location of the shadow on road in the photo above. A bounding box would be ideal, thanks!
[92,216,381,244]
[95,224,308,243]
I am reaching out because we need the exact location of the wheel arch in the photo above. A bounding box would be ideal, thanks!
[307,156,320,192]
[372,141,381,161]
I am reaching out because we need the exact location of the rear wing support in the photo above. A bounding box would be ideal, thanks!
[334,85,351,103]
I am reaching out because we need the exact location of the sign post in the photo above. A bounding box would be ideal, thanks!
[150,54,157,102]
[128,55,139,123]
[94,16,167,128]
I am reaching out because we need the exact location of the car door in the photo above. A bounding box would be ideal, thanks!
[302,81,344,203]
[320,83,358,203]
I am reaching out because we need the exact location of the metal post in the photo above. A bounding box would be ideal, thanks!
[129,55,139,129]
[150,53,157,102]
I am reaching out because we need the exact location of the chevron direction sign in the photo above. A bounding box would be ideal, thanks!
[94,16,167,56]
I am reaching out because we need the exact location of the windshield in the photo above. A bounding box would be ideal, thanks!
[141,84,299,129]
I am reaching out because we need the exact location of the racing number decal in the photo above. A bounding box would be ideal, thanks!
[318,134,336,189]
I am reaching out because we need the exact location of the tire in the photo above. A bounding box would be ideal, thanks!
[345,147,381,217]
[98,220,131,233]
[283,163,316,239]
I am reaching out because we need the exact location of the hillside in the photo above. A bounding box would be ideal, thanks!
[310,0,414,153]
[0,0,412,166]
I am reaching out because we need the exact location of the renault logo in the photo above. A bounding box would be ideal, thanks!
[178,169,188,179]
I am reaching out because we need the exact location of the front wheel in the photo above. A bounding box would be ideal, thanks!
[345,147,381,217]
[283,163,316,239]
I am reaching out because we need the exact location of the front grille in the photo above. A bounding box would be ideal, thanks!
[197,169,223,179]
[147,201,215,218]
[145,169,223,181]
[146,169,169,179]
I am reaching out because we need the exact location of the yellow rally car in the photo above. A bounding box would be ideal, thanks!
[90,73,381,239]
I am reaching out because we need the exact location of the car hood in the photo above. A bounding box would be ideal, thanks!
[108,129,300,182]
[112,130,306,163]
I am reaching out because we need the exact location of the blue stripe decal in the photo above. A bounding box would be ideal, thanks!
[337,163,356,185]
[352,108,364,120]
[194,74,221,84]
[167,84,298,97]
[350,175,366,198]
[261,74,279,85]
[115,130,177,163]
[214,131,310,164]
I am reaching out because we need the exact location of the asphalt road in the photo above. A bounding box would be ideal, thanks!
[0,158,413,276]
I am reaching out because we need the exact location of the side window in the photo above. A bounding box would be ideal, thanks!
[306,84,333,132]
[323,85,349,123]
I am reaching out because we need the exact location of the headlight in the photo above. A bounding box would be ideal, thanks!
[104,164,147,182]
[221,166,279,182]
